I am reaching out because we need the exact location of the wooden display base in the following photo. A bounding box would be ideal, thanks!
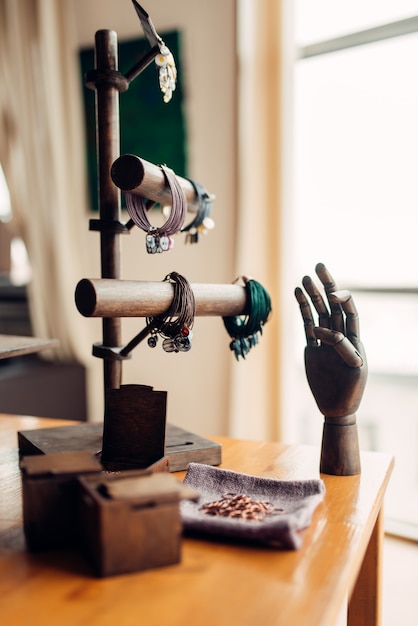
[17,422,222,472]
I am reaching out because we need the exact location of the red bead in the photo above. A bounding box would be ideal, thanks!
[181,326,190,337]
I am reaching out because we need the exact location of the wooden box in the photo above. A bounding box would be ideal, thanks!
[20,450,102,552]
[77,471,197,577]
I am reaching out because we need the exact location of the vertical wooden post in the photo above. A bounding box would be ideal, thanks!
[94,30,122,391]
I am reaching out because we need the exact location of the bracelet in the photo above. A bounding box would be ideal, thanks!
[222,277,272,360]
[125,165,186,253]
[182,180,215,244]
[147,271,195,353]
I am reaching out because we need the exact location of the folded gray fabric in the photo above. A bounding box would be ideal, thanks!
[181,463,325,549]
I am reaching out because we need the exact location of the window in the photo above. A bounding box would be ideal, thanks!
[289,1,418,538]
[0,165,31,286]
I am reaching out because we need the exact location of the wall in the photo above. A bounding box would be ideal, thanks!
[72,0,238,436]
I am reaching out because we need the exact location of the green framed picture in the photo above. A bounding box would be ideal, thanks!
[79,30,187,211]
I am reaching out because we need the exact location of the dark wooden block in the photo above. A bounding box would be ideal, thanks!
[77,472,197,577]
[20,450,102,552]
[101,384,167,471]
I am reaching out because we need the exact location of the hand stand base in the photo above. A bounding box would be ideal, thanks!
[320,415,361,476]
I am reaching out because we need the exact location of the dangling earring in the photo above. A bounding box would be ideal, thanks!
[155,40,177,103]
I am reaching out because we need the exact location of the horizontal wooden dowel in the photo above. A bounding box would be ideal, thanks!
[110,154,198,206]
[75,279,247,318]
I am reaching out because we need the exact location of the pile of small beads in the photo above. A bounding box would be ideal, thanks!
[199,493,284,522]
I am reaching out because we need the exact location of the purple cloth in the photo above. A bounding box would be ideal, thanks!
[181,463,325,549]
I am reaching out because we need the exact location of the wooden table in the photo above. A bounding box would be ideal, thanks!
[0,415,393,626]
[0,335,58,359]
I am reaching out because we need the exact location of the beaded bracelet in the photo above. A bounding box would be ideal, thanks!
[222,277,272,360]
[147,271,195,353]
[181,180,215,244]
[125,165,186,253]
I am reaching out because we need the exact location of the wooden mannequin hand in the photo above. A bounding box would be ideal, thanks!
[295,263,367,475]
[295,263,368,420]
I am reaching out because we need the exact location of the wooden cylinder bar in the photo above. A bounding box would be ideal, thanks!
[111,154,198,206]
[75,279,247,318]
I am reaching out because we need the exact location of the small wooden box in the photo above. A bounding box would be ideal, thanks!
[20,450,102,552]
[78,471,197,577]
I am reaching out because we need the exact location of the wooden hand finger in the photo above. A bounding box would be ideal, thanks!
[329,290,360,345]
[315,262,344,333]
[314,327,364,368]
[301,275,330,328]
[294,287,317,346]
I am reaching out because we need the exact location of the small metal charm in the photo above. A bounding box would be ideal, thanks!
[249,333,259,347]
[229,333,261,360]
[147,334,158,348]
[174,335,191,352]
[240,337,251,358]
[203,216,215,231]
[230,338,241,361]
[162,338,177,353]
[185,227,198,245]
[159,235,170,251]
[146,231,157,254]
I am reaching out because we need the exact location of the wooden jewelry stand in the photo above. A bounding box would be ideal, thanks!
[18,25,246,472]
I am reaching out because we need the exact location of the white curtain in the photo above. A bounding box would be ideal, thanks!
[0,0,92,364]
[229,0,287,441]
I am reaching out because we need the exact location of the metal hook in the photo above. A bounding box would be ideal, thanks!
[124,1,164,84]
